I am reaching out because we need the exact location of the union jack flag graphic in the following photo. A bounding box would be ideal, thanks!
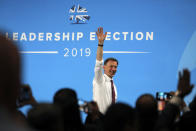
[69,4,90,24]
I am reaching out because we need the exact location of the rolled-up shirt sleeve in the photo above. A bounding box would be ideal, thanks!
[94,59,104,83]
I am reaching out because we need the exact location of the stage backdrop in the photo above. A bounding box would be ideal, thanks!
[1,0,196,117]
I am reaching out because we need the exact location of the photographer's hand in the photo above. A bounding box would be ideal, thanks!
[17,85,38,108]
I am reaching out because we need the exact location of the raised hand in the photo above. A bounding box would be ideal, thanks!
[177,69,194,98]
[96,27,107,45]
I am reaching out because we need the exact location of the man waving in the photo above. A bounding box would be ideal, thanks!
[93,27,118,113]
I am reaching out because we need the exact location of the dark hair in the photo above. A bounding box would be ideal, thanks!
[135,94,158,131]
[136,94,158,116]
[104,103,136,131]
[0,34,21,113]
[27,103,63,131]
[104,57,118,65]
[53,88,84,131]
[53,88,77,104]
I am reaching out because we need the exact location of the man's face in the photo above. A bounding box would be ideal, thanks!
[103,60,118,78]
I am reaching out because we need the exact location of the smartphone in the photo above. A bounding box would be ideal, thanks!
[78,99,89,113]
[156,92,172,111]
[156,92,172,101]
[18,87,30,102]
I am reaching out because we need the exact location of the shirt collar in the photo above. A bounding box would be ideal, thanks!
[104,74,113,81]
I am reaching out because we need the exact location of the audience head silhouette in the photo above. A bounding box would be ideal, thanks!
[135,94,158,131]
[0,34,21,114]
[53,88,84,131]
[27,103,64,131]
[103,103,136,131]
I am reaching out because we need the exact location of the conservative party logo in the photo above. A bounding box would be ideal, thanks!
[69,4,90,24]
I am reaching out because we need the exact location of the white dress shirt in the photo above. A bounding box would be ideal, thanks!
[93,60,117,114]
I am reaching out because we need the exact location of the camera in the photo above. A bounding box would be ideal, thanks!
[16,85,30,107]
[156,92,172,101]
[78,100,91,113]
[19,87,30,102]
[156,92,173,111]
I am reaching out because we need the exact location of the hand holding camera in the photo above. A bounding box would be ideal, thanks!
[156,92,173,111]
[16,84,37,108]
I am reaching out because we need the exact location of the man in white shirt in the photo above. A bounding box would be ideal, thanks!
[93,27,118,114]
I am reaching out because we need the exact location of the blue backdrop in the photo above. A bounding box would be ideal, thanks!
[0,0,196,116]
